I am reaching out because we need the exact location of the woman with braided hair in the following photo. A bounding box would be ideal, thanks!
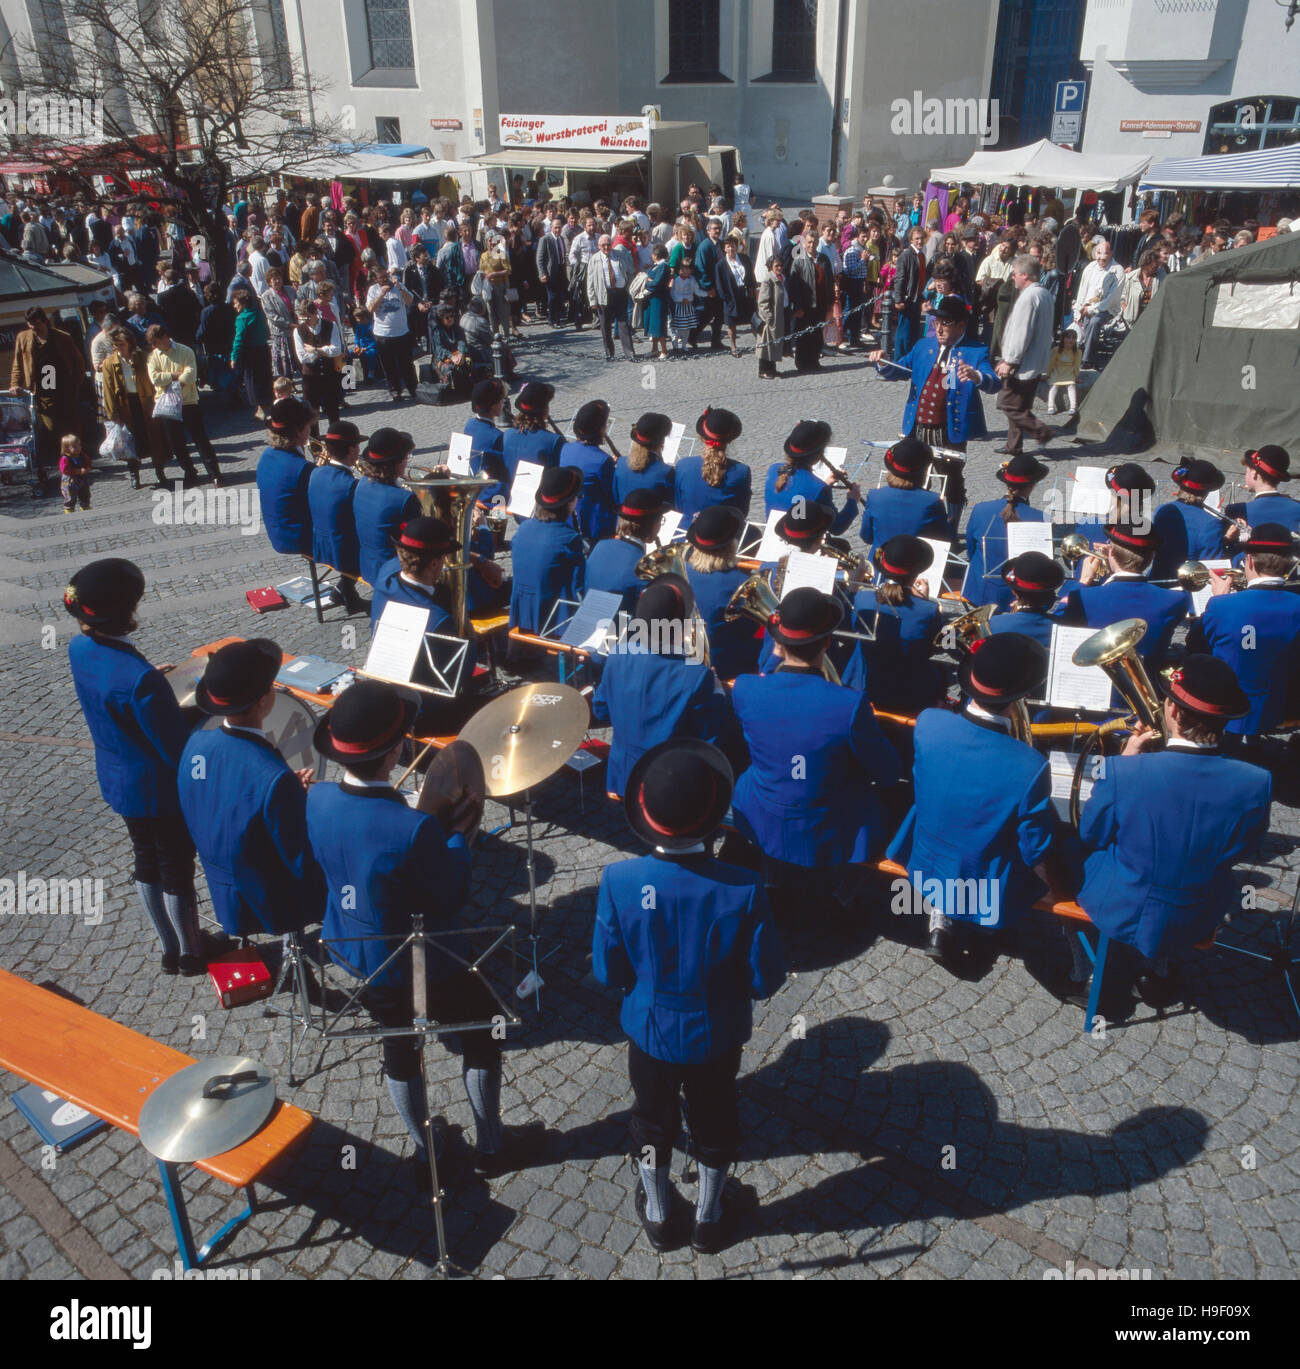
[960,452,1049,612]
[674,407,752,521]
[764,419,861,536]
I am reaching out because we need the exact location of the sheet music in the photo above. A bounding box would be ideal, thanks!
[1005,521,1055,559]
[920,539,952,588]
[1049,750,1094,805]
[754,509,787,563]
[662,421,688,467]
[559,589,624,653]
[507,461,545,517]
[657,510,684,544]
[1046,624,1113,712]
[1190,559,1234,617]
[780,550,838,598]
[448,432,476,476]
[1068,466,1110,518]
[365,601,429,683]
[1205,487,1223,511]
[822,446,849,478]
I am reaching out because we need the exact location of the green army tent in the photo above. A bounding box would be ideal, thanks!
[1077,230,1300,454]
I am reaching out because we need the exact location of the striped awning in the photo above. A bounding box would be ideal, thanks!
[1143,146,1300,191]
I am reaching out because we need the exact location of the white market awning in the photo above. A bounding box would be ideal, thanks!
[929,139,1150,193]
[472,149,646,174]
[1143,146,1300,192]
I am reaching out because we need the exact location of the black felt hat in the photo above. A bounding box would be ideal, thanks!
[1159,654,1250,722]
[1002,551,1064,597]
[958,631,1048,707]
[365,427,416,465]
[1243,445,1290,483]
[996,452,1048,488]
[313,679,418,767]
[775,501,834,546]
[62,558,145,628]
[783,419,832,461]
[195,638,282,716]
[766,587,843,648]
[876,535,934,580]
[268,396,314,434]
[573,400,610,441]
[393,515,460,556]
[624,738,734,851]
[695,407,743,446]
[630,412,673,450]
[1170,459,1225,495]
[884,435,932,479]
[686,504,744,551]
[539,465,583,506]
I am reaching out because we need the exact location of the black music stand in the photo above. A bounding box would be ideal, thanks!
[1215,881,1300,1023]
[310,918,521,1275]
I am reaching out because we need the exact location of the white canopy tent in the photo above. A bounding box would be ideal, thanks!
[1142,146,1300,192]
[929,139,1151,193]
[273,151,479,183]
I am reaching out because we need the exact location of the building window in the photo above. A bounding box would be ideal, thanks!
[1205,97,1300,155]
[261,0,292,91]
[365,0,415,70]
[666,0,725,83]
[376,115,401,144]
[766,0,817,82]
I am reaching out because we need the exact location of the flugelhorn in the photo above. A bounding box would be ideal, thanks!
[933,602,994,654]
[1061,531,1108,579]
[1176,560,1245,593]
[725,574,842,683]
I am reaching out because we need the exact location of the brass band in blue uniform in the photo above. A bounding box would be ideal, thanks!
[613,413,675,507]
[502,382,564,487]
[593,739,784,1252]
[256,396,316,558]
[674,408,751,521]
[1150,460,1227,582]
[585,488,669,617]
[64,559,203,976]
[178,639,323,938]
[1224,446,1300,534]
[683,504,761,680]
[1186,524,1300,736]
[732,589,901,868]
[987,551,1065,651]
[1075,656,1271,1003]
[858,435,951,549]
[508,464,585,635]
[754,500,838,675]
[307,420,366,615]
[888,632,1055,964]
[591,575,731,798]
[961,453,1049,611]
[1062,524,1192,670]
[1070,463,1156,549]
[842,535,944,710]
[560,399,618,543]
[764,420,861,536]
[353,428,420,588]
[306,681,514,1176]
[463,379,509,510]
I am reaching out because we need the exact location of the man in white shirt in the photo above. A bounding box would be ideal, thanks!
[587,234,636,361]
[1071,238,1124,369]
[994,255,1055,457]
[247,237,271,295]
[754,210,781,284]
[381,221,408,274]
[413,205,443,253]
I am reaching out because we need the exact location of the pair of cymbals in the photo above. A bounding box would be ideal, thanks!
[458,683,588,798]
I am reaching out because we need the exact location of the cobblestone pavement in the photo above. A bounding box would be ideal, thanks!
[1,319,1297,1282]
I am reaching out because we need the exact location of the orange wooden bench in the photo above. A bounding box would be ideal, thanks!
[871,858,1213,1032]
[0,966,313,1269]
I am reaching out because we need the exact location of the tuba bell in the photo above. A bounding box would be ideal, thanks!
[1067,617,1166,825]
[634,543,689,583]
[725,574,842,684]
[398,472,494,637]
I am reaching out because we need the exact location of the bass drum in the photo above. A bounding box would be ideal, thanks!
[199,691,324,781]
[166,657,323,778]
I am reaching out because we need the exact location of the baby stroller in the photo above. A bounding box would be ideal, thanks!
[0,390,39,496]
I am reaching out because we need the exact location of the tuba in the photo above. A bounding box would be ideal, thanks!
[1067,617,1166,825]
[933,602,994,654]
[399,472,493,637]
[725,574,842,684]
[634,543,689,583]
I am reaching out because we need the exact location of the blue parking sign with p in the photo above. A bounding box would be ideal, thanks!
[1055,81,1086,115]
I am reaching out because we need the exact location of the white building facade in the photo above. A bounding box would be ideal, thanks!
[1078,0,1300,161]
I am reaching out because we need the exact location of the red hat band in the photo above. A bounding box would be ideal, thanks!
[1166,670,1234,718]
[1249,451,1284,479]
[331,710,407,755]
[879,556,909,577]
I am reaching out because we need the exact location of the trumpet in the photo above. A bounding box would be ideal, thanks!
[725,574,841,683]
[1176,560,1246,593]
[1061,531,1108,580]
[820,537,873,586]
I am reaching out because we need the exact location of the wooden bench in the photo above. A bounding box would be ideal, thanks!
[871,858,1213,1033]
[0,967,313,1269]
